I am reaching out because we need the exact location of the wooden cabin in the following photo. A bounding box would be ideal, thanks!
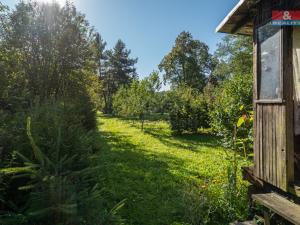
[217,0,300,224]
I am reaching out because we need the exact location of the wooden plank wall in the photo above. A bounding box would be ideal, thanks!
[254,104,287,189]
[253,0,294,191]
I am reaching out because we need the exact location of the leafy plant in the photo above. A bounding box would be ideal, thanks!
[208,73,253,148]
[182,175,248,225]
[236,105,254,158]
[168,85,209,135]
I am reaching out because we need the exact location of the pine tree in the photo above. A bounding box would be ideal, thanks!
[101,39,138,114]
[94,32,107,77]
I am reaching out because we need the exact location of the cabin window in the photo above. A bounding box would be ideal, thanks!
[294,27,300,136]
[257,24,281,100]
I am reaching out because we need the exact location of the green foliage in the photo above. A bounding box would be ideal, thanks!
[182,147,249,225]
[183,181,248,225]
[159,31,213,91]
[206,32,253,150]
[169,85,209,134]
[0,1,255,224]
[207,73,253,148]
[0,103,124,225]
[205,34,253,150]
[0,1,124,224]
[236,106,254,157]
[113,71,161,130]
[151,91,171,115]
[2,1,100,101]
[94,32,107,77]
[211,35,252,83]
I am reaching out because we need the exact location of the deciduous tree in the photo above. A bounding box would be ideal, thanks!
[159,31,212,91]
[210,35,252,84]
[113,71,161,130]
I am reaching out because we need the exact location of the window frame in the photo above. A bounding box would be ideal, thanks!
[256,22,284,103]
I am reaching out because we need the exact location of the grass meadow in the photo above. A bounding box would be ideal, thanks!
[95,115,250,225]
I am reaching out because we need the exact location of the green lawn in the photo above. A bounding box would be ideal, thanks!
[96,116,248,225]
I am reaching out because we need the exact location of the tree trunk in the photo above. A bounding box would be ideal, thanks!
[141,119,144,131]
[140,113,144,131]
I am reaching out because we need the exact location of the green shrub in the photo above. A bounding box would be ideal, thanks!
[0,102,124,225]
[112,71,161,130]
[169,85,209,135]
[207,73,252,148]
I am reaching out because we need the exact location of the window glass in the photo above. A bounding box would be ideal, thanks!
[258,24,281,99]
[293,27,300,135]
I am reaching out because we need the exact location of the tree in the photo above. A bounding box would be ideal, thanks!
[113,71,161,130]
[159,31,212,91]
[94,33,107,77]
[91,32,107,110]
[0,2,27,107]
[2,1,105,127]
[2,1,100,102]
[102,39,138,113]
[203,35,252,147]
[210,35,252,84]
[207,35,253,147]
[0,2,125,224]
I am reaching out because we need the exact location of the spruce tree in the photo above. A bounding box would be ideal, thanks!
[102,39,138,114]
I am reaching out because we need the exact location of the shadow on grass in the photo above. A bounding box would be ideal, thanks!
[114,113,169,122]
[95,129,206,225]
[127,122,221,152]
[94,116,250,225]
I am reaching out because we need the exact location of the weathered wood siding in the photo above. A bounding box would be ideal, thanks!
[254,104,287,188]
[253,0,295,191]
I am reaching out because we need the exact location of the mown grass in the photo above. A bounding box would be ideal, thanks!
[96,115,250,225]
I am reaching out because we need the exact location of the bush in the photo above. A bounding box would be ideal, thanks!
[169,85,209,135]
[0,101,124,225]
[207,73,252,148]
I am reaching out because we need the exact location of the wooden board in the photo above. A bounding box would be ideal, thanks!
[252,193,300,225]
[243,166,300,198]
[289,184,300,197]
[230,221,255,225]
[293,27,300,135]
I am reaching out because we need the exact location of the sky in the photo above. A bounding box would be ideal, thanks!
[2,0,239,78]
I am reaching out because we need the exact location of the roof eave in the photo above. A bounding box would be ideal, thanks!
[216,0,258,36]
